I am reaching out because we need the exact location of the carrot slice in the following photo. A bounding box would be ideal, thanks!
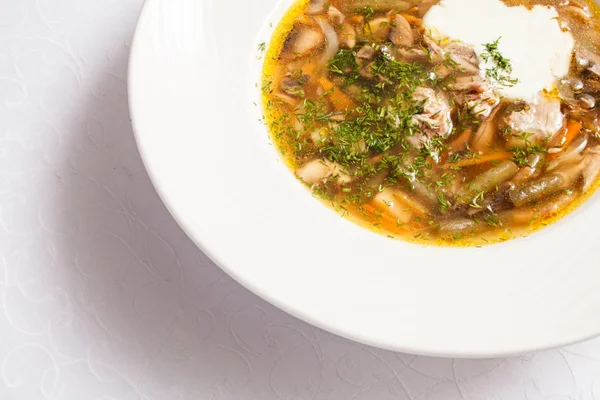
[362,204,399,230]
[348,15,364,24]
[449,129,472,152]
[319,77,356,111]
[448,152,511,168]
[562,120,583,149]
[548,120,583,160]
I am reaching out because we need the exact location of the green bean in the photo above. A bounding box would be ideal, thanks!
[459,161,519,200]
[410,180,438,208]
[501,191,577,224]
[511,154,544,185]
[509,174,564,207]
[438,218,488,236]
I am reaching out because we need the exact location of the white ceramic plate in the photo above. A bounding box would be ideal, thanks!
[129,0,600,357]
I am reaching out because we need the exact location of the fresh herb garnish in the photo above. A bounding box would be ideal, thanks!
[481,38,519,88]
[438,193,452,213]
[257,42,266,60]
[328,49,360,85]
[360,6,375,19]
[509,132,547,166]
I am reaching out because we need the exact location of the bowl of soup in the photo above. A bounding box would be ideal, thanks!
[129,0,600,357]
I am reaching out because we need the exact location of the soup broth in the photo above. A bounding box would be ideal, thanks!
[261,0,600,246]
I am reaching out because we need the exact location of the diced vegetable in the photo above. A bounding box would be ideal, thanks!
[509,174,564,207]
[319,77,356,110]
[459,160,519,200]
[450,152,511,168]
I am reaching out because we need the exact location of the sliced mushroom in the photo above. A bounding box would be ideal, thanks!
[359,62,376,79]
[584,79,600,93]
[316,19,340,63]
[327,6,345,25]
[578,93,596,109]
[416,0,437,17]
[307,0,327,15]
[390,14,414,47]
[281,25,325,60]
[357,45,376,61]
[356,45,377,79]
[558,76,584,107]
[396,48,429,63]
[575,45,600,78]
[560,76,584,95]
[338,22,356,49]
[364,16,391,41]
[280,72,310,97]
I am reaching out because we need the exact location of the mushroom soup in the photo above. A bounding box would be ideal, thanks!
[261,0,600,246]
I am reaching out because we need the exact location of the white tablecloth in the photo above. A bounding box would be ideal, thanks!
[2,0,600,398]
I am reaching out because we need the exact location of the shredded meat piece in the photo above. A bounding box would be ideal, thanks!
[408,87,453,147]
[466,89,500,119]
[451,76,500,119]
[506,95,565,144]
[445,42,480,74]
[452,75,490,92]
[422,36,446,62]
[423,36,479,75]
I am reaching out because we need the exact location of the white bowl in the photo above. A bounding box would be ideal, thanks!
[129,0,600,357]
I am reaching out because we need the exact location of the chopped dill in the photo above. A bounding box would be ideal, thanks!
[481,38,519,88]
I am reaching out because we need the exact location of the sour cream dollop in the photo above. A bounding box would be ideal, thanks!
[423,0,575,101]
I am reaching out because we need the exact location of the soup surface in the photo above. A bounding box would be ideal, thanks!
[261,0,600,246]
